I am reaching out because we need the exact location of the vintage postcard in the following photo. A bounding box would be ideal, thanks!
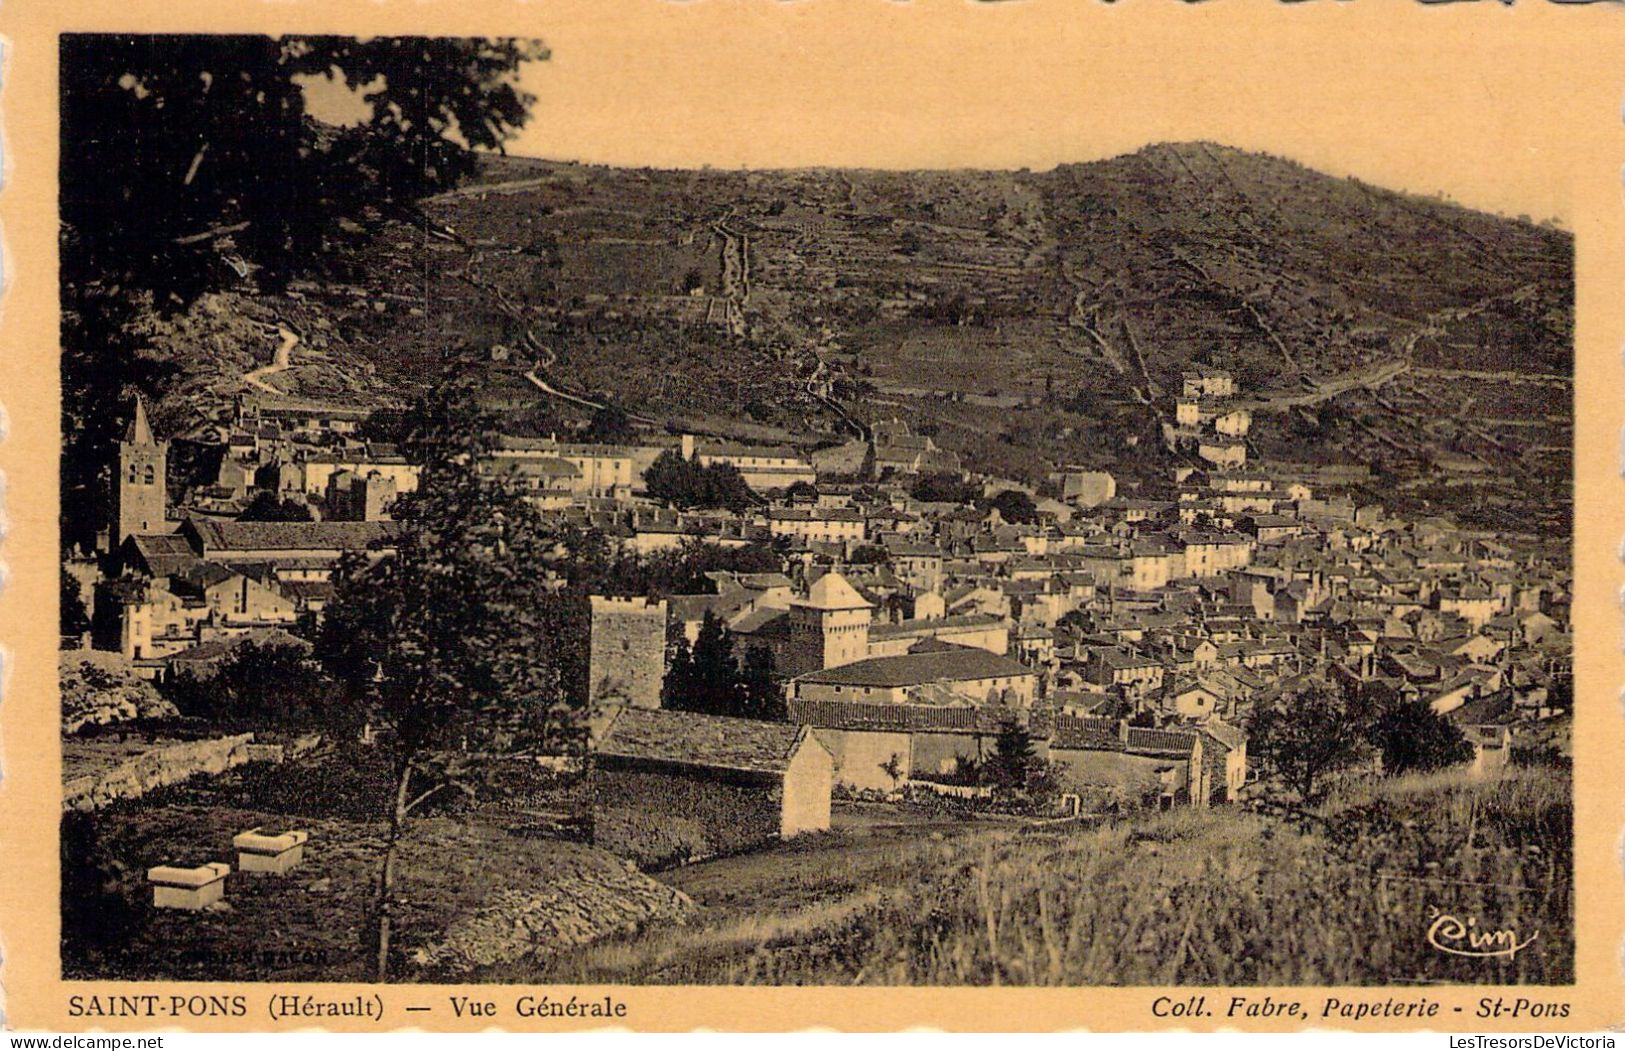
[0,0,1620,1034]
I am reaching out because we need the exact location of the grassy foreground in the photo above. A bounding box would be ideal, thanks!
[515,766,1571,986]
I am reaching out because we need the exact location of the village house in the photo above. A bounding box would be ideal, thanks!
[787,698,1036,792]
[1198,439,1248,469]
[1196,719,1250,802]
[789,646,1038,707]
[1182,367,1236,399]
[881,536,946,592]
[297,447,421,501]
[324,469,399,521]
[695,442,817,492]
[1083,646,1166,693]
[181,519,401,577]
[1047,716,1208,809]
[589,707,833,866]
[479,454,580,509]
[766,507,866,545]
[237,397,370,439]
[866,612,1010,659]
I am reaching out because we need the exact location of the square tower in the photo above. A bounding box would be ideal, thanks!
[588,596,669,710]
[787,571,873,675]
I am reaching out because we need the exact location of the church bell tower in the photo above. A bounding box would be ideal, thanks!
[111,393,167,547]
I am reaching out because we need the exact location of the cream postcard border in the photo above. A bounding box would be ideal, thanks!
[0,0,1619,1032]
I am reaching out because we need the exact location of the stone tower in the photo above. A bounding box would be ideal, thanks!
[588,596,669,710]
[111,394,167,547]
[788,571,873,675]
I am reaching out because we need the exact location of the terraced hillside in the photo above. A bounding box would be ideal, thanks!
[110,142,1572,528]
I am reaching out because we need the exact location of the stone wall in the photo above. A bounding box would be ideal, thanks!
[590,763,780,867]
[810,727,911,794]
[63,734,255,812]
[588,596,667,709]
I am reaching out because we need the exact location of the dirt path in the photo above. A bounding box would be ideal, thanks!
[1409,366,1570,385]
[712,217,750,338]
[1239,359,1410,411]
[522,368,606,413]
[243,324,300,394]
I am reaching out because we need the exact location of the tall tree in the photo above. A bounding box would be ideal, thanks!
[738,644,785,722]
[664,620,782,722]
[665,611,743,716]
[1249,687,1368,801]
[989,719,1038,794]
[316,388,568,980]
[661,629,698,711]
[60,569,91,639]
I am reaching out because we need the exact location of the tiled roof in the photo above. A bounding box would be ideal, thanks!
[188,518,400,552]
[797,572,873,610]
[731,607,790,635]
[595,707,810,775]
[1198,718,1248,751]
[1126,727,1201,756]
[126,533,200,576]
[868,612,1005,640]
[1051,715,1124,752]
[770,508,864,522]
[794,648,1032,688]
[789,698,1024,735]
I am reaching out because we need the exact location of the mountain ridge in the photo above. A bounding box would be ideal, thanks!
[106,141,1572,530]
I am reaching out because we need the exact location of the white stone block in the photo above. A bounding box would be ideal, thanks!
[147,862,230,910]
[232,828,309,875]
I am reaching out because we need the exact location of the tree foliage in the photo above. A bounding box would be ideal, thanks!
[314,387,570,978]
[554,534,784,599]
[986,489,1039,525]
[642,450,755,511]
[318,390,574,760]
[163,640,347,731]
[61,569,91,638]
[581,404,635,445]
[240,491,315,522]
[61,34,546,305]
[784,480,819,503]
[986,719,1059,809]
[909,472,979,505]
[662,611,783,721]
[1368,698,1473,776]
[1249,687,1368,801]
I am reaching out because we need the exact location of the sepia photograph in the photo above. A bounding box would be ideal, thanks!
[50,21,1575,1000]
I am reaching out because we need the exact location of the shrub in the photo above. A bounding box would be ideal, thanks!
[1368,698,1473,776]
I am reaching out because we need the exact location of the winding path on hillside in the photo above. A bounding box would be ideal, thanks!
[243,324,300,394]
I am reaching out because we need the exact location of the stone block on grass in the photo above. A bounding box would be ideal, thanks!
[232,828,309,875]
[147,862,231,910]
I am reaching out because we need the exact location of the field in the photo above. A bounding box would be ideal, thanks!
[514,766,1571,986]
[64,748,1570,986]
[60,752,683,982]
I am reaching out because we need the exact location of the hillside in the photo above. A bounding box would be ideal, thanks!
[109,142,1573,528]
[503,766,1572,987]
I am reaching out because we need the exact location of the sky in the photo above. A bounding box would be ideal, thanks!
[303,2,1614,226]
